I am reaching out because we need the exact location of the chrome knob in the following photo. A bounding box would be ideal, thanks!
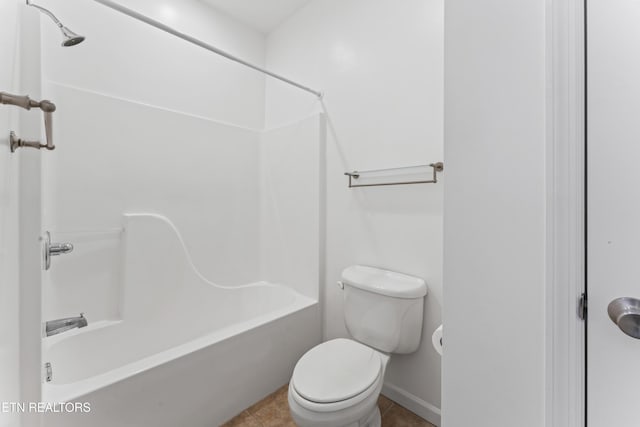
[42,231,74,271]
[49,242,74,256]
[608,297,640,339]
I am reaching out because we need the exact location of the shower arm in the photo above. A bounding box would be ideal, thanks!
[0,92,56,151]
[25,0,64,29]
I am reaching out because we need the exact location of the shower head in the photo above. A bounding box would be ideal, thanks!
[26,0,85,47]
[60,26,85,47]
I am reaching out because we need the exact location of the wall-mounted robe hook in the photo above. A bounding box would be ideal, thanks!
[0,91,56,152]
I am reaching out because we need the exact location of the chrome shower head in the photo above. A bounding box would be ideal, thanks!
[26,0,85,47]
[60,26,85,47]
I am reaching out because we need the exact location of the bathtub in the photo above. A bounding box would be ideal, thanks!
[41,214,321,427]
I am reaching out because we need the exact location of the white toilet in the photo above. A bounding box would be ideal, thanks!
[288,265,427,427]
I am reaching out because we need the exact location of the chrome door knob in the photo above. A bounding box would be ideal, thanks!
[608,297,640,339]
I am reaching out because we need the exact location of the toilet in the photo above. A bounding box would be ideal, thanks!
[288,265,427,427]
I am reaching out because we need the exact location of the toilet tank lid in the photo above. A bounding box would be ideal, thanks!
[341,265,427,299]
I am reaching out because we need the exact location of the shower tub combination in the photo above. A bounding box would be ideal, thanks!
[32,0,324,424]
[41,214,320,427]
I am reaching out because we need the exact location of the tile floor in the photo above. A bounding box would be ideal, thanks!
[221,384,436,427]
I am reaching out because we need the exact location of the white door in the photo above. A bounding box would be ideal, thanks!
[588,0,640,425]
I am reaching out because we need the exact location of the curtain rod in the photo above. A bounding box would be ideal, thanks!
[91,0,323,99]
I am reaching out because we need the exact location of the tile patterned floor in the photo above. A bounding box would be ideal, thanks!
[221,384,436,427]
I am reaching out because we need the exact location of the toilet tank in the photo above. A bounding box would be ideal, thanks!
[341,265,427,354]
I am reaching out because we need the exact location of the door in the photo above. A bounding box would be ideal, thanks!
[588,0,640,425]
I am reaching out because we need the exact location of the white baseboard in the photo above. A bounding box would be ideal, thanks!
[381,382,441,427]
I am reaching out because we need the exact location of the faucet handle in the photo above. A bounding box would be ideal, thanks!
[42,231,74,271]
[49,242,74,256]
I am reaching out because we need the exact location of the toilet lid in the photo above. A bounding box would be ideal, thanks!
[292,338,382,404]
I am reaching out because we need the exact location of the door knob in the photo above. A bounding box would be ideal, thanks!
[42,231,74,271]
[608,297,640,339]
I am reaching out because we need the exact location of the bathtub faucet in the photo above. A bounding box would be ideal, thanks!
[45,313,88,337]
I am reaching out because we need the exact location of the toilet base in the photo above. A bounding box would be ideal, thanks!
[292,405,382,427]
[366,406,381,427]
[288,385,382,427]
[307,405,380,427]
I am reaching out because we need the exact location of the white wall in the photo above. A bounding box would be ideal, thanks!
[442,1,547,426]
[0,3,23,426]
[265,0,444,423]
[1,3,43,427]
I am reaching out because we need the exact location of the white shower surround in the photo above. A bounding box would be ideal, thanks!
[41,213,319,426]
[39,63,326,426]
[42,82,324,315]
[40,79,324,425]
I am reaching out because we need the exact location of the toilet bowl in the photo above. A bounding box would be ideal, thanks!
[288,265,427,427]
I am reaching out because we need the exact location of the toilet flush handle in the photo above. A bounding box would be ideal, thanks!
[337,281,344,290]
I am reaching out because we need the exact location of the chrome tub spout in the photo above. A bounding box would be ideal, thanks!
[46,313,87,337]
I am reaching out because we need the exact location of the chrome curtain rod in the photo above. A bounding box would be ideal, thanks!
[91,0,323,99]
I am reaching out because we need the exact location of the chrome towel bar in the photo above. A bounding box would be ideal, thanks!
[344,162,444,188]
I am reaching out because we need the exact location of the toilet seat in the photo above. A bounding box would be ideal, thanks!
[291,339,383,412]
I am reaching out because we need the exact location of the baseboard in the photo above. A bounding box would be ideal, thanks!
[381,382,441,427]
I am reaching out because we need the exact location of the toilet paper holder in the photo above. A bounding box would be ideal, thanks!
[432,325,443,356]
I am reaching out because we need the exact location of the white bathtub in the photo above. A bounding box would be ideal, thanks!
[41,214,321,427]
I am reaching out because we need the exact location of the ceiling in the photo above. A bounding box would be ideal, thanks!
[201,0,313,34]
